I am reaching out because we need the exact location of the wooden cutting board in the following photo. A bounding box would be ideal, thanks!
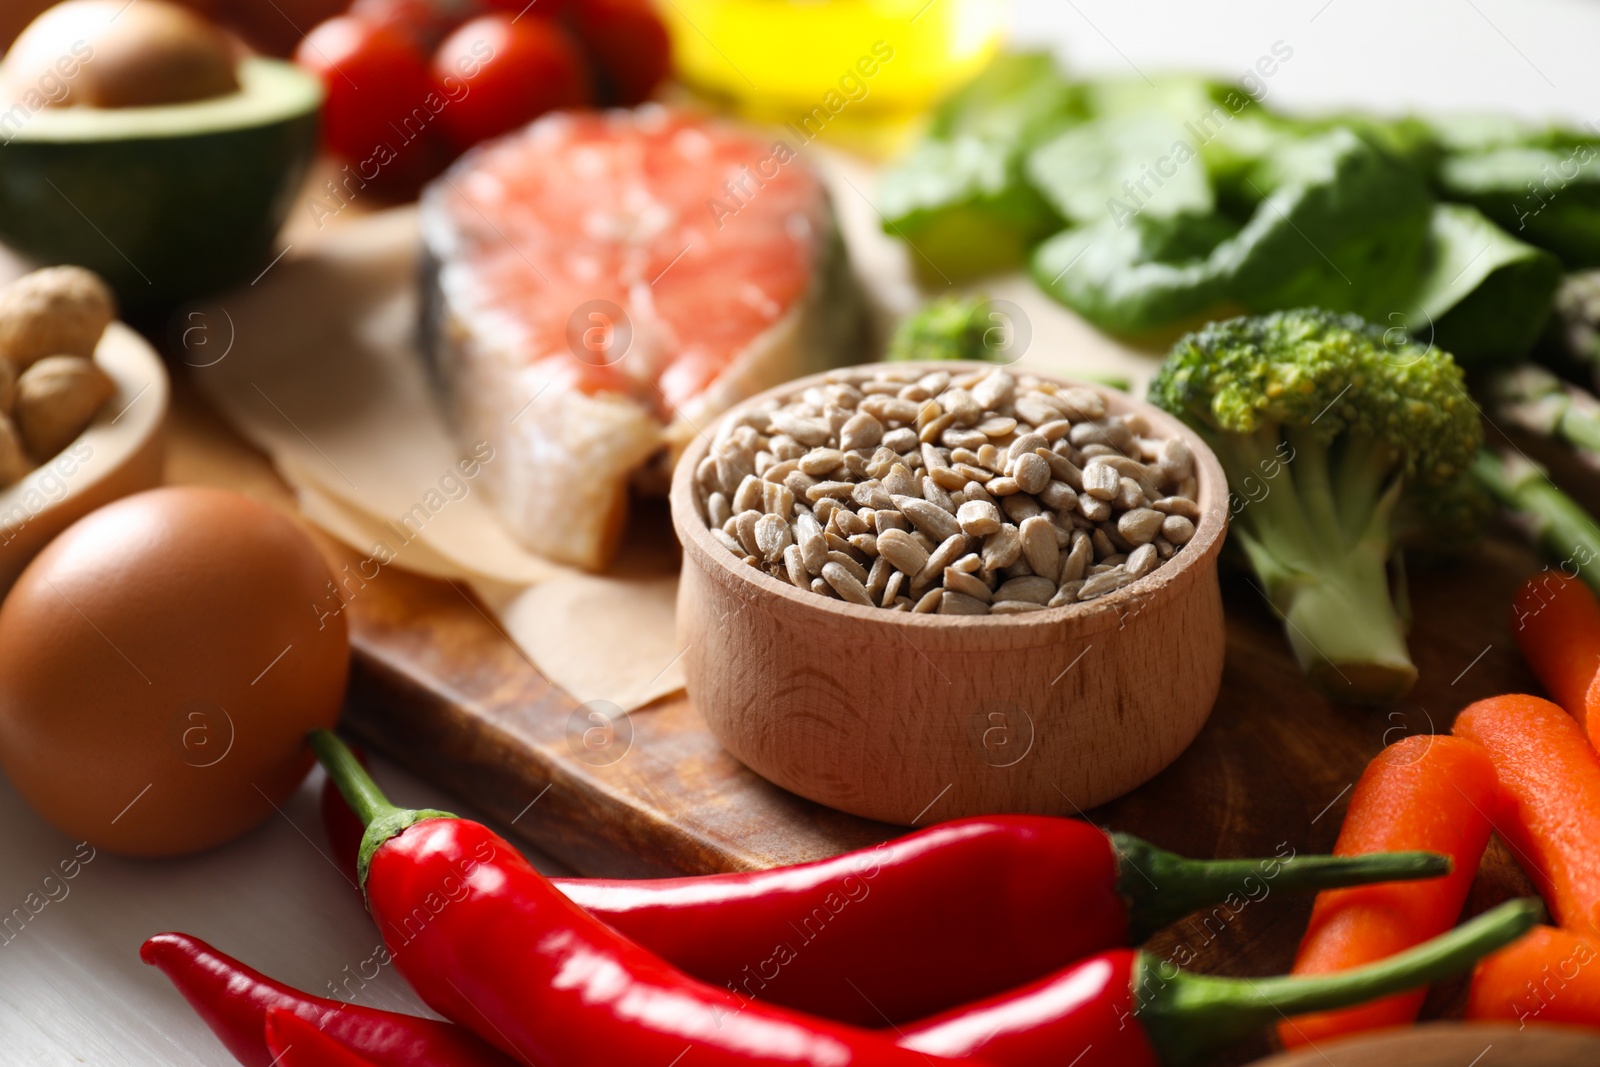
[167,331,1574,1065]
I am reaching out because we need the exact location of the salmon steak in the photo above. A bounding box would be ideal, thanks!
[419,106,864,569]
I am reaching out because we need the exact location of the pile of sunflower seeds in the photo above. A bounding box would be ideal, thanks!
[694,365,1200,614]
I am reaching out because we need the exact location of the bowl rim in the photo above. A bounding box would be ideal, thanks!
[670,360,1230,635]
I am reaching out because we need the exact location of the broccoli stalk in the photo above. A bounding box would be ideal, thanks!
[1149,309,1486,704]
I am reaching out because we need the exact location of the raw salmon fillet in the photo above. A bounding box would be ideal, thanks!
[420,106,864,569]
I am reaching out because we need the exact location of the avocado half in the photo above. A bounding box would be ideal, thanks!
[0,58,320,314]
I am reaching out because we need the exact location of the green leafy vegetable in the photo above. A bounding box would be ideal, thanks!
[1405,203,1561,362]
[1034,131,1433,335]
[1218,130,1433,320]
[1435,144,1600,268]
[1026,111,1213,226]
[927,50,1085,146]
[878,136,1060,282]
[880,51,1589,359]
[1031,213,1235,334]
[878,51,1079,281]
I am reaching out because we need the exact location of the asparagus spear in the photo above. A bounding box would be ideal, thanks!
[1473,449,1600,594]
[1484,364,1600,462]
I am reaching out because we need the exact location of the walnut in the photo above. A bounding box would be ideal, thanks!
[15,355,115,460]
[0,267,116,372]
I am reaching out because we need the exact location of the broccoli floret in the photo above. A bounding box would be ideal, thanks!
[887,295,1010,363]
[1148,308,1485,703]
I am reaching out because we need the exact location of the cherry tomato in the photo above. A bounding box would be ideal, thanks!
[479,0,571,14]
[431,14,590,151]
[296,16,433,163]
[568,0,670,106]
[348,0,485,52]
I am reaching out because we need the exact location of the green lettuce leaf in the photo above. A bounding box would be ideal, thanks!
[1404,202,1560,362]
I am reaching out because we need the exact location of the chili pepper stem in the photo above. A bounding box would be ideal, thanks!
[1135,897,1543,1066]
[309,729,455,892]
[1111,833,1451,940]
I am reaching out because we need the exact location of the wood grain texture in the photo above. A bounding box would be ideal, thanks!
[670,363,1230,823]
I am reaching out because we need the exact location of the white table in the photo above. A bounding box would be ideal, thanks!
[7,1,1600,1062]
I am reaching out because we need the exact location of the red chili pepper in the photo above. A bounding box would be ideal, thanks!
[894,899,1539,1067]
[321,757,1451,1024]
[312,729,994,1067]
[140,932,518,1067]
[146,900,1540,1067]
[266,1008,380,1067]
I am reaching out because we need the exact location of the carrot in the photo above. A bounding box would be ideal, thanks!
[1467,925,1600,1028]
[1277,735,1497,1049]
[1512,571,1600,732]
[1453,693,1600,933]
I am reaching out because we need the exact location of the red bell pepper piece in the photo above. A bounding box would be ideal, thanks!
[321,755,1450,1024]
[312,729,995,1067]
[266,1008,381,1067]
[140,932,518,1067]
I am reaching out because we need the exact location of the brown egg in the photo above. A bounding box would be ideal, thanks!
[0,486,349,856]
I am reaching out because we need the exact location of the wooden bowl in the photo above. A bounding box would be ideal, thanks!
[1248,1022,1600,1065]
[0,322,168,591]
[669,362,1229,824]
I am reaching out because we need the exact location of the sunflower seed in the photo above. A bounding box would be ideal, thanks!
[1020,516,1061,583]
[921,477,955,513]
[822,561,874,605]
[754,515,792,562]
[939,591,990,615]
[1013,452,1051,494]
[895,495,962,541]
[944,568,992,602]
[1061,531,1093,582]
[796,514,827,574]
[1117,507,1165,546]
[1079,568,1130,600]
[1048,581,1084,607]
[839,411,884,452]
[994,575,1056,604]
[707,492,732,529]
[915,533,971,589]
[1151,495,1200,519]
[1161,514,1196,544]
[981,523,1024,572]
[1081,461,1120,500]
[877,528,930,576]
[783,544,809,588]
[957,499,1003,537]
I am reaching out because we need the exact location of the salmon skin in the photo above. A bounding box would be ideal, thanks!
[419,106,866,569]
